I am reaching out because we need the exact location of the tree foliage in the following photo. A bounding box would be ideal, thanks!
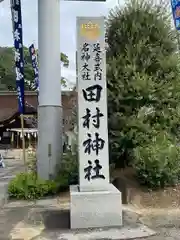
[134,132,180,188]
[0,46,69,90]
[106,0,180,167]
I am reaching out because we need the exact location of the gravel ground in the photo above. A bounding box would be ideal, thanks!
[139,209,180,240]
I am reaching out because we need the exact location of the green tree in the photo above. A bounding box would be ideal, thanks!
[0,46,69,90]
[106,0,180,167]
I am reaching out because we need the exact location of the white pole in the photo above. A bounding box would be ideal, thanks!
[37,0,62,179]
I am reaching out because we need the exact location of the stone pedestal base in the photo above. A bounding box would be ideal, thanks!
[70,184,122,229]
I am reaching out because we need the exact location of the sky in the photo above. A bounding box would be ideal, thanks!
[0,0,122,88]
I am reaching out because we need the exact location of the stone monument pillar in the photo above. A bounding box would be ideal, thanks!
[70,16,122,229]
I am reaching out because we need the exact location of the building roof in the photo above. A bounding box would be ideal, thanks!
[0,104,37,127]
[0,108,16,122]
[0,91,38,123]
[0,90,76,131]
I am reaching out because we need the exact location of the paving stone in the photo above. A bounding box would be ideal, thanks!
[32,226,156,240]
[0,200,156,240]
[35,198,60,207]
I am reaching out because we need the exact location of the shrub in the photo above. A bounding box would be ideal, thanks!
[8,172,58,200]
[8,150,78,200]
[134,133,180,188]
[56,150,78,190]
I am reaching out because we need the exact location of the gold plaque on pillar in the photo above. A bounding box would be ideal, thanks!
[80,22,100,40]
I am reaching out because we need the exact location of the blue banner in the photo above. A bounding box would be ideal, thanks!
[11,0,25,114]
[29,44,39,91]
[171,0,180,30]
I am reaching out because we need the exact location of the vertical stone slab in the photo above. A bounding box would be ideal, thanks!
[70,16,122,229]
[77,17,109,191]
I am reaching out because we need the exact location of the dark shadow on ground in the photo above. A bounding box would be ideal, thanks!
[42,209,70,230]
[30,210,71,240]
